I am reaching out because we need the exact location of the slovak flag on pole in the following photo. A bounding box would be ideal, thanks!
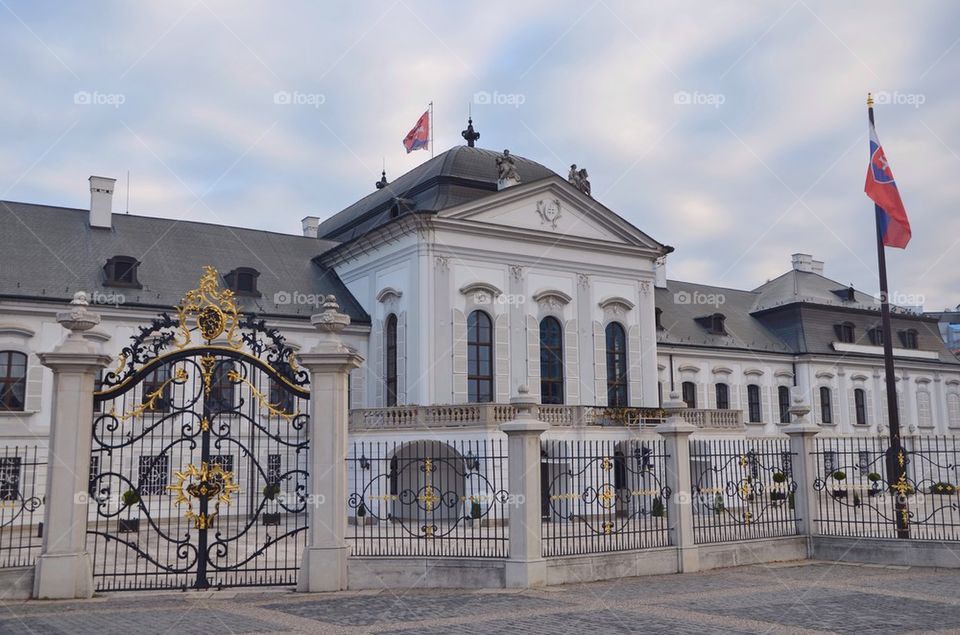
[865,121,911,248]
[403,110,430,153]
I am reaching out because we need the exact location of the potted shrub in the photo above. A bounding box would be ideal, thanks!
[713,493,725,513]
[867,472,883,497]
[852,492,862,508]
[119,488,140,533]
[471,499,482,520]
[830,470,848,500]
[928,482,957,495]
[262,482,281,526]
[770,471,788,505]
[651,496,665,518]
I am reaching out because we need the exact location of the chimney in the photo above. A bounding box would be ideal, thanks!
[791,253,824,275]
[89,176,116,229]
[301,216,320,238]
[655,256,667,288]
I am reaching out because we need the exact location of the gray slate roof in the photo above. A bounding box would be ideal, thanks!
[0,201,369,323]
[316,146,556,241]
[657,275,960,365]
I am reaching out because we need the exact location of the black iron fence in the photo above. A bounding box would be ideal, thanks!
[814,435,960,540]
[690,437,799,544]
[0,445,45,568]
[541,438,672,556]
[347,438,509,557]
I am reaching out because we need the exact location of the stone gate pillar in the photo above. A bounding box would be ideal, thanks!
[500,387,550,587]
[297,296,363,592]
[34,293,111,599]
[655,391,699,573]
[783,388,820,554]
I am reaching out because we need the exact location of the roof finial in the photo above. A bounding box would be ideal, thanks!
[867,92,874,108]
[375,169,388,190]
[461,113,480,147]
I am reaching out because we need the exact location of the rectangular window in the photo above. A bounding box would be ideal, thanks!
[0,457,21,501]
[823,450,837,475]
[267,454,282,484]
[747,384,762,423]
[854,389,867,425]
[820,387,833,424]
[89,455,100,497]
[138,455,169,495]
[681,381,697,409]
[715,383,729,410]
[778,386,791,424]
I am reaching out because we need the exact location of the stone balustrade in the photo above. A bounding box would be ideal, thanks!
[348,404,744,431]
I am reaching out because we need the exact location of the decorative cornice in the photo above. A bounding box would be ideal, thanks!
[376,287,403,303]
[774,369,795,379]
[532,289,573,308]
[0,324,36,338]
[743,368,764,377]
[815,371,835,380]
[711,366,733,375]
[598,296,635,315]
[677,364,701,374]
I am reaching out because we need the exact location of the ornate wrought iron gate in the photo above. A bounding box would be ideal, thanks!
[90,268,310,591]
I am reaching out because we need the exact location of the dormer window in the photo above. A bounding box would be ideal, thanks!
[834,322,855,343]
[846,286,856,302]
[225,268,260,297]
[709,313,726,335]
[899,329,919,350]
[868,326,884,346]
[104,256,141,288]
[694,312,726,335]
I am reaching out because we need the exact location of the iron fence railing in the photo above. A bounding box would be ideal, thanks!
[0,445,46,568]
[541,438,672,556]
[347,439,509,558]
[814,435,960,540]
[689,437,799,544]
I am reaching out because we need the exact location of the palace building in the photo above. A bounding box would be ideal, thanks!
[2,142,959,452]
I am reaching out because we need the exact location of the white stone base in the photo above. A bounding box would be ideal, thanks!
[297,546,349,592]
[505,558,547,588]
[33,552,94,599]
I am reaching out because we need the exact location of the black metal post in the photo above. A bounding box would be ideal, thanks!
[868,96,910,539]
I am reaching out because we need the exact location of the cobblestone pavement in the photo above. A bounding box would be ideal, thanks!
[4,561,960,634]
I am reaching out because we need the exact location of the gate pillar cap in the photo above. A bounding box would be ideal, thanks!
[310,295,351,334]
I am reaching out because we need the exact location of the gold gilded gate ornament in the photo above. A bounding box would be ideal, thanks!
[167,461,240,529]
[175,266,242,349]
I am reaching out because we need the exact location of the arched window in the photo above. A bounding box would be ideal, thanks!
[467,310,494,403]
[715,383,729,410]
[819,387,832,424]
[778,386,791,423]
[385,314,398,406]
[539,317,564,405]
[681,381,697,408]
[0,351,27,412]
[854,388,868,425]
[747,384,762,423]
[605,322,628,407]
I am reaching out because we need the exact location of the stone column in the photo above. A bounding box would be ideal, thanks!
[297,296,364,593]
[655,391,699,573]
[500,387,550,588]
[34,293,111,599]
[783,387,820,555]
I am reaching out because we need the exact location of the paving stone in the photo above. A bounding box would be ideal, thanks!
[0,608,287,635]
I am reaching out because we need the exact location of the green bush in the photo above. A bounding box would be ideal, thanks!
[831,470,846,481]
[263,482,281,500]
[772,471,787,484]
[788,492,795,510]
[651,496,665,518]
[471,500,482,519]
[357,501,367,518]
[122,489,140,508]
[713,493,725,513]
[852,492,862,507]
[929,482,957,495]
[867,472,882,482]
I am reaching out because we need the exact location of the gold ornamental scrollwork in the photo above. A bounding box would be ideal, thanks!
[175,266,242,350]
[167,461,240,530]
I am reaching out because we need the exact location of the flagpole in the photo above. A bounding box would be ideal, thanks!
[868,92,910,539]
[429,101,434,158]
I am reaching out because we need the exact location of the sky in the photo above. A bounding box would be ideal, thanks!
[2,1,959,311]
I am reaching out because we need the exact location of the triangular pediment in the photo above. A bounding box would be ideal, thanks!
[436,176,664,252]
